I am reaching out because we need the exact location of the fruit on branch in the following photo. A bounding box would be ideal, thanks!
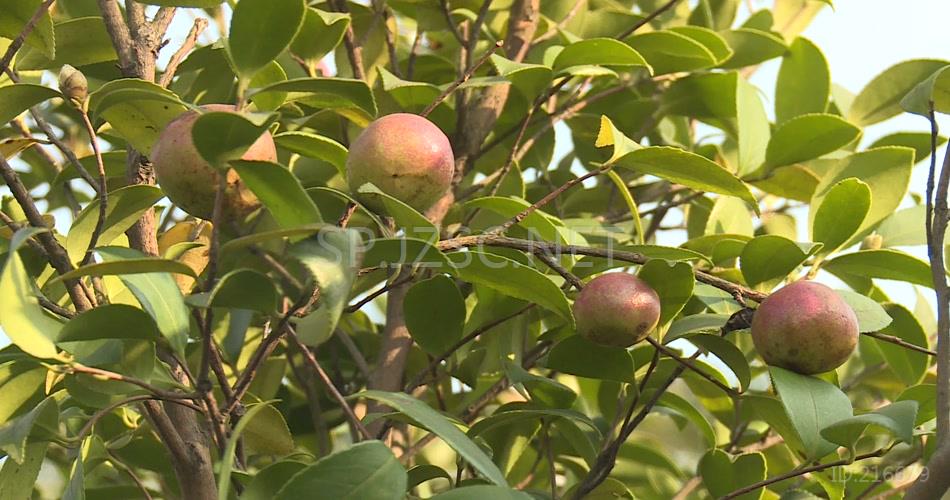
[751,280,859,375]
[346,113,454,212]
[158,221,211,294]
[573,272,661,348]
[152,104,277,221]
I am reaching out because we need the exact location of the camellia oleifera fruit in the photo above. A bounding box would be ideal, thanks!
[346,113,454,212]
[152,104,277,221]
[751,280,859,375]
[573,273,661,348]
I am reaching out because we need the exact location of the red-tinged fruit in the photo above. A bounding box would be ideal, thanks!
[751,280,859,375]
[346,113,454,212]
[152,104,277,221]
[573,272,662,348]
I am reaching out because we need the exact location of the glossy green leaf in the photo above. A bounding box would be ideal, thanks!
[811,178,870,255]
[504,364,578,409]
[638,259,694,327]
[362,237,450,269]
[356,391,506,486]
[290,8,349,62]
[665,314,730,342]
[626,31,717,75]
[897,384,937,425]
[740,235,813,287]
[608,146,757,210]
[849,59,949,125]
[248,61,289,111]
[656,391,716,446]
[404,275,465,356]
[242,403,295,456]
[821,401,918,448]
[0,397,57,464]
[16,17,116,70]
[823,249,933,288]
[58,304,161,342]
[192,111,275,168]
[219,223,327,254]
[289,227,363,346]
[0,0,54,58]
[217,402,281,500]
[377,68,441,112]
[87,79,189,155]
[406,464,452,490]
[833,289,892,332]
[243,461,308,500]
[66,185,164,263]
[464,196,567,246]
[736,77,770,176]
[190,269,279,313]
[357,184,438,243]
[490,55,553,99]
[901,64,950,116]
[49,258,198,285]
[698,449,766,500]
[97,247,191,355]
[669,26,734,64]
[0,442,47,499]
[446,251,573,324]
[0,228,63,359]
[546,335,636,383]
[552,38,651,75]
[274,131,347,174]
[874,304,930,385]
[705,196,754,236]
[775,37,830,123]
[228,0,306,78]
[870,132,947,165]
[250,78,377,126]
[770,366,853,458]
[0,84,61,125]
[233,160,322,228]
[692,334,751,391]
[765,114,861,169]
[718,28,787,69]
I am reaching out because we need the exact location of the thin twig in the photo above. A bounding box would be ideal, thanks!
[286,326,373,440]
[534,252,585,290]
[438,0,466,46]
[863,331,936,357]
[646,336,741,396]
[617,0,684,39]
[67,363,197,400]
[421,41,502,118]
[496,166,609,233]
[328,0,366,79]
[76,395,203,442]
[0,0,56,75]
[344,273,416,313]
[78,108,109,267]
[159,18,207,88]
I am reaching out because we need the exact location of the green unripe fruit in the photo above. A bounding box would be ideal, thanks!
[573,273,661,348]
[346,113,454,212]
[751,280,859,375]
[152,104,277,221]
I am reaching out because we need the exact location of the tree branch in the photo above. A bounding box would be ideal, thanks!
[0,0,55,75]
[617,0,684,39]
[159,18,207,88]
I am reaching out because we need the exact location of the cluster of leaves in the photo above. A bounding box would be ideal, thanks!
[0,0,948,499]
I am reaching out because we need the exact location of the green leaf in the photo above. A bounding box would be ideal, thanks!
[192,111,275,168]
[666,314,730,342]
[833,290,892,332]
[820,401,918,448]
[897,384,937,425]
[775,37,831,123]
[446,251,573,324]
[404,276,465,356]
[62,455,84,500]
[626,31,717,75]
[355,391,506,486]
[248,61,289,112]
[241,403,295,456]
[274,131,347,175]
[0,442,47,499]
[490,55,553,99]
[96,247,191,355]
[873,304,930,385]
[406,464,452,490]
[219,223,327,255]
[504,364,578,409]
[87,79,189,156]
[608,146,757,211]
[874,206,925,248]
[823,249,933,288]
[228,0,306,78]
[638,259,694,327]
[0,0,54,59]
[189,269,279,313]
[243,461,308,500]
[232,160,322,228]
[870,133,947,165]
[546,335,636,383]
[656,391,716,446]
[698,449,767,500]
[669,26,734,65]
[250,78,377,126]
[901,65,950,116]
[718,28,787,69]
[0,397,57,464]
[770,366,853,458]
[849,59,949,126]
[0,84,61,125]
[765,114,861,169]
[552,38,652,75]
[692,334,752,391]
[0,228,63,358]
[811,178,870,255]
[66,184,165,263]
[58,304,161,342]
[736,77,770,176]
[49,258,198,285]
[356,184,438,243]
[217,402,282,500]
[290,8,350,62]
[810,147,914,245]
[464,196,568,246]
[362,237,450,269]
[430,486,532,500]
[16,17,116,70]
[377,68,441,113]
[740,235,814,288]
[289,227,363,346]
[0,361,47,425]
